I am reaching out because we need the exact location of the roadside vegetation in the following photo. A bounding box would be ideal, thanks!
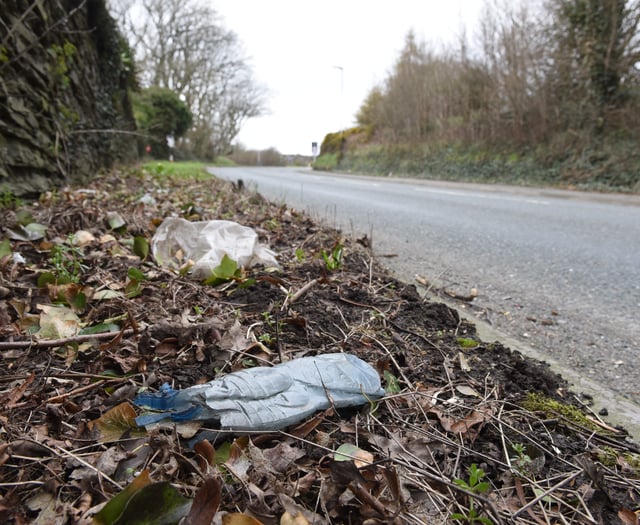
[2,163,639,524]
[314,0,640,193]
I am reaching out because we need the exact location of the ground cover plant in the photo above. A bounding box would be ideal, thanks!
[1,165,639,524]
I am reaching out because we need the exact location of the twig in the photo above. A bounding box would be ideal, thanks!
[512,469,583,518]
[46,379,107,404]
[287,278,320,305]
[51,443,124,490]
[0,328,136,350]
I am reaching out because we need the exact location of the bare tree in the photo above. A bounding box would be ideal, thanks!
[544,0,640,134]
[108,0,266,159]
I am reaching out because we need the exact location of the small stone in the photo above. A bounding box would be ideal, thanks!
[598,408,609,416]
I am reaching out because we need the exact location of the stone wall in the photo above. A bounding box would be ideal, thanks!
[0,0,137,196]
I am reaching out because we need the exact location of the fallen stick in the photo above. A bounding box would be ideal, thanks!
[0,328,136,350]
[288,278,320,305]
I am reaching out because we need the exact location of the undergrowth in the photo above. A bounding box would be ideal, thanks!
[324,140,640,193]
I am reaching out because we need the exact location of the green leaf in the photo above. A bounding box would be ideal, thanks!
[0,238,11,257]
[215,254,238,278]
[214,441,232,465]
[127,267,146,281]
[474,481,490,494]
[15,209,33,226]
[68,291,86,311]
[125,281,142,298]
[79,323,120,335]
[454,478,470,490]
[383,370,401,394]
[237,277,256,289]
[133,236,149,260]
[334,443,374,468]
[93,469,152,525]
[100,481,191,525]
[38,271,70,287]
[203,254,239,286]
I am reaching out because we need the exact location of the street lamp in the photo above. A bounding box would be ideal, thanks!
[333,65,344,132]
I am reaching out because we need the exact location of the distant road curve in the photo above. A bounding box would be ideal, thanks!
[209,166,640,414]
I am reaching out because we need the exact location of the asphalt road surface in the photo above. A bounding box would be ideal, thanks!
[209,166,640,424]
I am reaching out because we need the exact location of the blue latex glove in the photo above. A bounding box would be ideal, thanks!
[134,353,384,431]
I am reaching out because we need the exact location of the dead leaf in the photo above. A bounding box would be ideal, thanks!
[280,511,310,525]
[186,478,221,525]
[35,304,81,340]
[1,372,35,408]
[262,442,306,474]
[289,408,329,438]
[194,439,216,467]
[328,458,366,486]
[72,230,95,246]
[88,402,143,443]
[455,384,480,397]
[222,513,265,525]
[25,491,58,524]
[458,351,471,372]
[334,444,374,469]
[618,509,640,525]
[219,320,249,352]
[429,407,492,439]
[278,494,327,525]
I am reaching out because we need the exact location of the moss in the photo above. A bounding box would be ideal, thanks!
[596,446,640,476]
[521,392,608,434]
[457,337,479,349]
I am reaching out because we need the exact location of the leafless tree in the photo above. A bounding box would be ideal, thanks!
[108,0,266,159]
[356,0,640,154]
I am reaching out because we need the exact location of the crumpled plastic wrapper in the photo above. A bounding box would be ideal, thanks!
[151,217,278,279]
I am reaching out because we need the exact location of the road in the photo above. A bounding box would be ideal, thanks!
[209,166,640,419]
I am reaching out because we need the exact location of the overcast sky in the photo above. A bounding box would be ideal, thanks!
[213,0,485,155]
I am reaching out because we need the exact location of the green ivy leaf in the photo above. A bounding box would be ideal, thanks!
[0,238,11,258]
[133,236,149,260]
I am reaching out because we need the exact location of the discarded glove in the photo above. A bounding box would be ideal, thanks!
[134,353,384,431]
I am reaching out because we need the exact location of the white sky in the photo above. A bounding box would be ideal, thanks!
[213,1,486,155]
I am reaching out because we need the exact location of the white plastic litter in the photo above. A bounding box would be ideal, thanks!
[151,217,278,279]
[134,353,385,431]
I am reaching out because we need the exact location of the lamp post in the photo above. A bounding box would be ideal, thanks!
[333,65,344,132]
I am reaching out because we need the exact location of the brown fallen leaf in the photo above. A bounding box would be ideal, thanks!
[429,407,492,440]
[618,508,640,525]
[186,478,221,525]
[222,513,265,525]
[194,438,216,467]
[88,401,143,443]
[0,371,34,408]
[280,510,310,525]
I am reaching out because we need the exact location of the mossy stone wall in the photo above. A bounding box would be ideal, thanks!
[0,0,137,196]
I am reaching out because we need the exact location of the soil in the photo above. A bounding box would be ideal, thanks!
[1,167,639,524]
